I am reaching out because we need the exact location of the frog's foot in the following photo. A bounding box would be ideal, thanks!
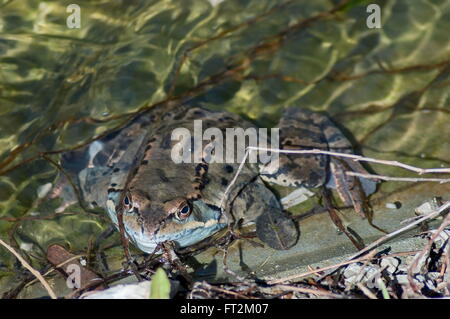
[318,113,385,232]
[230,180,299,250]
[255,210,300,250]
[321,187,366,250]
[327,158,387,233]
[327,157,373,219]
[304,108,378,217]
[161,241,193,286]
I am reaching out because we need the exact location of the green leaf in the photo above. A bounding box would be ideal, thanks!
[149,268,171,299]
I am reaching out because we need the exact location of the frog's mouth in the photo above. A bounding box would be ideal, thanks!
[107,199,226,253]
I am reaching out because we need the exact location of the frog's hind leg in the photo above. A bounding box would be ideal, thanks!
[260,107,384,237]
[315,111,386,233]
[276,108,378,215]
[318,118,374,217]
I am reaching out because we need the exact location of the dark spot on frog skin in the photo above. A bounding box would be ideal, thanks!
[195,163,208,176]
[160,133,173,149]
[145,144,152,151]
[111,183,117,187]
[193,110,205,117]
[91,201,98,206]
[141,160,149,165]
[108,187,121,193]
[325,132,344,144]
[224,165,234,173]
[221,178,229,186]
[307,170,322,187]
[206,203,221,211]
[162,112,173,121]
[113,168,120,173]
[193,176,203,183]
[156,168,169,183]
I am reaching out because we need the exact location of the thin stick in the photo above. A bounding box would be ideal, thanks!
[219,150,250,214]
[356,283,378,299]
[0,238,57,299]
[247,147,450,174]
[267,250,419,285]
[221,146,449,212]
[407,212,450,293]
[25,254,86,289]
[200,281,257,299]
[346,171,450,184]
[274,284,344,298]
[347,200,450,261]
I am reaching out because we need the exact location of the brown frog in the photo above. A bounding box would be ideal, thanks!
[59,105,377,252]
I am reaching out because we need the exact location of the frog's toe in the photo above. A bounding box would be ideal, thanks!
[255,211,299,250]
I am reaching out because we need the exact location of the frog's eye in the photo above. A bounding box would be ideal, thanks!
[175,203,191,220]
[123,195,132,210]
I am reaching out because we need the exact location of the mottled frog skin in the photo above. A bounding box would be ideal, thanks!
[59,105,376,252]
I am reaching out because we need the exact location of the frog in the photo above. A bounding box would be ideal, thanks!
[57,104,377,253]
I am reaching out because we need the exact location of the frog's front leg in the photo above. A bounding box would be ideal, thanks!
[259,107,378,219]
[229,179,299,250]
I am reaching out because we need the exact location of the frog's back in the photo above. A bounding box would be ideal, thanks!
[129,106,260,207]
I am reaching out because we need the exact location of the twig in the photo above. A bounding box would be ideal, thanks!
[267,250,419,285]
[24,254,86,289]
[246,147,450,175]
[356,283,377,299]
[347,200,450,261]
[407,212,450,293]
[274,284,344,298]
[200,282,257,299]
[220,146,449,212]
[346,172,450,184]
[0,238,57,299]
[219,149,250,218]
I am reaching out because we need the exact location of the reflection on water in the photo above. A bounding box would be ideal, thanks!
[0,0,449,297]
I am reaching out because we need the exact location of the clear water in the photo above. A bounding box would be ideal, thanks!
[0,0,449,297]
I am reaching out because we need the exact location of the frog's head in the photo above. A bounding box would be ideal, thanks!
[107,188,226,253]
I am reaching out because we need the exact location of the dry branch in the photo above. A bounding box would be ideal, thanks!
[0,238,57,299]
